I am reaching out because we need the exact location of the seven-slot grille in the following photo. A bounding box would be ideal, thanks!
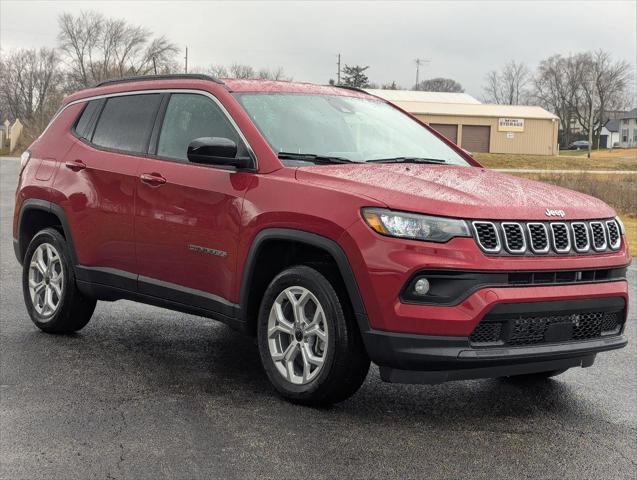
[472,219,621,255]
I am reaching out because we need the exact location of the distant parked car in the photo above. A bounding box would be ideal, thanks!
[568,140,590,150]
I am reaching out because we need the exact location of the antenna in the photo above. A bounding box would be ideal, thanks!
[414,58,430,90]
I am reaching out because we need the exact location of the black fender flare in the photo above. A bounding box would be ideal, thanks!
[239,228,370,331]
[15,199,77,265]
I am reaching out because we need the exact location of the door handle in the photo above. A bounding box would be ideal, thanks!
[65,160,86,172]
[140,173,166,186]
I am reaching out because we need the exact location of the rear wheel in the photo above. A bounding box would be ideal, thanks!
[257,265,370,406]
[22,228,96,334]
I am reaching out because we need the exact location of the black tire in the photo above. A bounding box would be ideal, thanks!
[22,228,96,334]
[257,265,370,406]
[501,368,568,381]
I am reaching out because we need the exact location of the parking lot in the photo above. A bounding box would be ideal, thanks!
[1,156,635,479]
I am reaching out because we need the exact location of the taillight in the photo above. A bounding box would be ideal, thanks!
[20,150,31,173]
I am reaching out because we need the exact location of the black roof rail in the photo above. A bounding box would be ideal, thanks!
[94,74,224,88]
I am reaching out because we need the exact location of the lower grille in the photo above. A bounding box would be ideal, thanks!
[470,310,624,347]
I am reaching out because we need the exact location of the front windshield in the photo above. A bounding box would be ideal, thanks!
[234,93,470,166]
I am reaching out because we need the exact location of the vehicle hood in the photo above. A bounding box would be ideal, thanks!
[295,164,615,220]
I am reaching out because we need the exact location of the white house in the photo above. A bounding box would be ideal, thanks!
[618,108,637,148]
[600,119,620,149]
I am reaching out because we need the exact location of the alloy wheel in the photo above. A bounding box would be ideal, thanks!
[267,286,329,385]
[28,243,64,318]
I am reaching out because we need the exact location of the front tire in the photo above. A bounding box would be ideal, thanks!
[22,228,96,334]
[257,265,370,406]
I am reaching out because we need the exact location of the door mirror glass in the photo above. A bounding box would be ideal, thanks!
[187,137,251,168]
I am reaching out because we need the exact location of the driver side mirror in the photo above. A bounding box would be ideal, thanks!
[187,137,252,169]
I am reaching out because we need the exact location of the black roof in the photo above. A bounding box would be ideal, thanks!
[604,119,620,132]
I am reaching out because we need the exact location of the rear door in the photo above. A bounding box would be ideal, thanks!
[134,92,254,314]
[56,93,163,280]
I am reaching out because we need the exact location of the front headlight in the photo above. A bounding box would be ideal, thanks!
[362,208,471,243]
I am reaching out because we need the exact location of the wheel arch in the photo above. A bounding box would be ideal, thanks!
[15,200,77,265]
[239,228,369,335]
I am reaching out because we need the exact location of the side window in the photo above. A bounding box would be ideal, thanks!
[92,94,162,154]
[74,100,102,139]
[157,93,243,161]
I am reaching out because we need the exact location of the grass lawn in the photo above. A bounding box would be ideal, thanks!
[475,149,637,171]
[558,148,636,159]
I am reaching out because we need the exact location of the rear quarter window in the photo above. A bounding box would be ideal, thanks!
[92,94,162,154]
[73,100,103,139]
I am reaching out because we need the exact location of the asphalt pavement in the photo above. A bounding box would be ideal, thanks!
[1,157,636,479]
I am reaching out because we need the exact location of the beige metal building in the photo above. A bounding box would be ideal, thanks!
[366,89,559,156]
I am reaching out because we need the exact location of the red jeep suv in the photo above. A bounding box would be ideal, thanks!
[13,75,630,405]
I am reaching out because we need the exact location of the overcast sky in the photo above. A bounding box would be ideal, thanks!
[1,0,635,98]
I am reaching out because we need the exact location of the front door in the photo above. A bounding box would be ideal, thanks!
[134,92,253,315]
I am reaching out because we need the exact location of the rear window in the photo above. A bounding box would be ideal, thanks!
[92,94,162,153]
[74,100,102,139]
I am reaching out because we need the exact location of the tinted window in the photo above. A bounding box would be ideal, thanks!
[74,100,102,139]
[92,94,162,153]
[157,93,242,161]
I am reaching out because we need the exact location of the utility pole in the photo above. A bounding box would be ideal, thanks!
[587,77,595,159]
[336,53,341,85]
[184,46,188,74]
[414,58,429,90]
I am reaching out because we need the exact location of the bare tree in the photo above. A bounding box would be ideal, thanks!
[205,64,229,78]
[0,48,64,132]
[58,10,179,87]
[257,67,290,81]
[533,50,631,147]
[199,63,290,80]
[57,11,103,88]
[229,63,256,79]
[572,50,632,143]
[483,60,531,104]
[414,77,464,93]
[533,54,579,145]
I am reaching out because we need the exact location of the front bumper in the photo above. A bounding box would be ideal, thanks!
[364,329,626,384]
[362,295,628,384]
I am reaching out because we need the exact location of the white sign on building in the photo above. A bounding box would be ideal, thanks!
[498,118,524,132]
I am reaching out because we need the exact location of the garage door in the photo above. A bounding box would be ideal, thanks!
[429,124,458,144]
[461,125,490,153]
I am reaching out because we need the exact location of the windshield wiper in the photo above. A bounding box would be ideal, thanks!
[277,152,358,165]
[366,157,448,164]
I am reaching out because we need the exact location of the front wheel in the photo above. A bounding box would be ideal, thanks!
[257,265,370,406]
